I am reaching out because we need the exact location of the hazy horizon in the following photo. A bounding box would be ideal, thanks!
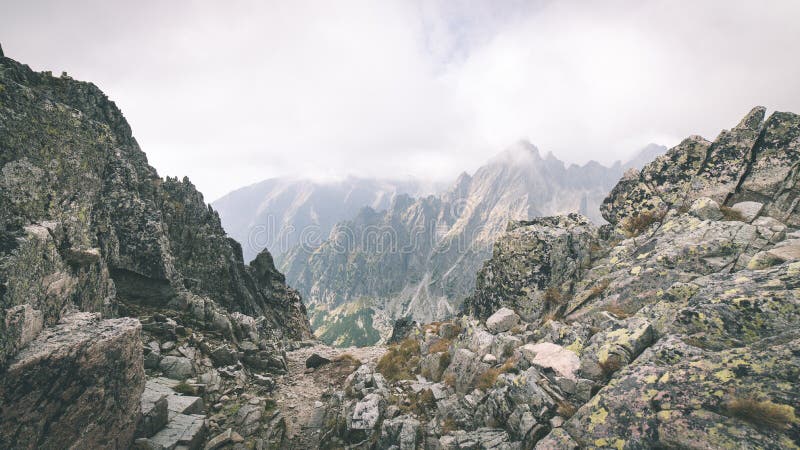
[3,0,800,200]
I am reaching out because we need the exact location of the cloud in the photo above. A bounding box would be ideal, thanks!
[2,0,800,200]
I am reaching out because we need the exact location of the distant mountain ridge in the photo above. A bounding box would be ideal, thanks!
[213,176,443,263]
[268,141,665,346]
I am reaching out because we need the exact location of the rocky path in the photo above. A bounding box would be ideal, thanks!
[274,343,386,448]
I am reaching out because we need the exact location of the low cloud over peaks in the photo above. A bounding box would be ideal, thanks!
[3,0,800,199]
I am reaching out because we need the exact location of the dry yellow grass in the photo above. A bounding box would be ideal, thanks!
[376,338,421,382]
[725,397,797,430]
[621,210,665,237]
[428,338,452,354]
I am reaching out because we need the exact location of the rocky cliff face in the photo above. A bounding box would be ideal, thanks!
[280,143,650,346]
[315,107,800,448]
[0,49,311,448]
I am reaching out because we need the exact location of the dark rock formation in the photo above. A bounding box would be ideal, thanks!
[0,47,312,449]
[464,214,599,321]
[306,353,332,369]
[387,316,418,344]
[0,313,144,449]
[0,50,311,345]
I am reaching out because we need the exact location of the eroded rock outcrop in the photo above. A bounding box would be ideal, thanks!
[0,48,312,449]
[0,313,144,449]
[314,108,800,449]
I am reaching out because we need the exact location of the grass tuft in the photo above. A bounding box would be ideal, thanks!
[474,356,518,390]
[377,338,421,383]
[598,355,624,378]
[725,397,797,430]
[556,400,578,418]
[621,210,665,237]
[428,338,452,354]
[720,205,745,222]
[172,380,196,395]
[333,353,362,366]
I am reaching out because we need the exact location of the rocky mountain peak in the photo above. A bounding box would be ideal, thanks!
[0,50,312,449]
[489,139,543,166]
[315,107,800,448]
[736,105,767,130]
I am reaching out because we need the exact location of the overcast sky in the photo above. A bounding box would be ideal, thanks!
[2,0,800,200]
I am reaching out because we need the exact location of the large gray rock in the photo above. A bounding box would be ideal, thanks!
[486,307,520,334]
[465,214,598,321]
[137,383,169,438]
[159,355,194,380]
[350,393,386,430]
[688,197,723,221]
[379,415,421,449]
[730,201,764,222]
[0,313,144,450]
[520,342,580,381]
[138,413,206,450]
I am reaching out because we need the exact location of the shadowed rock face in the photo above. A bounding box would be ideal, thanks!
[0,313,144,450]
[0,49,312,448]
[314,108,800,449]
[0,50,311,352]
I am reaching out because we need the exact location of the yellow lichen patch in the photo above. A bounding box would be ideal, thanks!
[657,410,674,421]
[644,374,659,384]
[630,266,642,275]
[589,407,609,431]
[643,389,660,401]
[714,369,735,383]
[689,359,713,370]
[613,439,625,450]
[658,372,671,384]
[565,338,584,355]
[787,261,800,275]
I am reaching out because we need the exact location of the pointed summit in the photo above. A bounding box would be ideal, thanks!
[491,140,542,166]
[735,106,766,131]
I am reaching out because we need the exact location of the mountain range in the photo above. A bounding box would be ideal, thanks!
[2,46,799,450]
[216,142,665,346]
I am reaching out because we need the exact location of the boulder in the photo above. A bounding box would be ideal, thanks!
[443,349,488,394]
[486,307,520,334]
[388,317,419,344]
[159,355,194,380]
[379,415,420,449]
[535,428,579,449]
[520,342,580,380]
[580,318,655,381]
[350,393,386,430]
[730,201,763,222]
[688,197,723,221]
[205,428,234,450]
[138,413,206,450]
[0,313,144,450]
[306,353,332,369]
[465,214,597,321]
[209,344,239,367]
[137,385,169,438]
[565,334,800,449]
